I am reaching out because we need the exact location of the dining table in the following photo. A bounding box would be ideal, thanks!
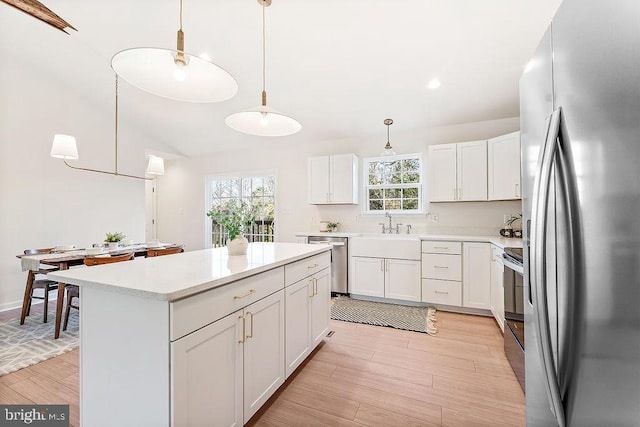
[18,243,183,339]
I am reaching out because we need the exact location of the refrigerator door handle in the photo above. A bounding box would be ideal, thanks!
[530,106,566,427]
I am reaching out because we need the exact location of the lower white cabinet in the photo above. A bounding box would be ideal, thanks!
[285,267,330,377]
[172,290,285,426]
[462,242,492,309]
[351,256,421,301]
[172,310,243,427]
[490,245,505,331]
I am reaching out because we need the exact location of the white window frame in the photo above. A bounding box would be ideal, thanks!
[204,169,278,248]
[362,153,424,214]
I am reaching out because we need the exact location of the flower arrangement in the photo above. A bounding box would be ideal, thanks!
[207,200,255,241]
[104,231,126,243]
[326,222,340,232]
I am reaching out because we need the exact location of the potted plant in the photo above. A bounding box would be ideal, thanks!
[207,200,255,256]
[326,222,340,232]
[104,231,125,250]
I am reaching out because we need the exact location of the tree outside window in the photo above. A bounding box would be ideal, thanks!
[364,154,423,213]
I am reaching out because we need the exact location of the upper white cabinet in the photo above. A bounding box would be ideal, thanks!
[488,131,521,200]
[308,154,358,204]
[428,140,487,202]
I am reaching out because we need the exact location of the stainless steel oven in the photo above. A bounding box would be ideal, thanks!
[503,247,525,392]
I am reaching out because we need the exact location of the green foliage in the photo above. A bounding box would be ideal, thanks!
[326,222,339,232]
[104,231,125,243]
[207,200,256,241]
[505,214,522,227]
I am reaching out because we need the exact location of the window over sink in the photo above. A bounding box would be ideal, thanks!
[206,172,277,247]
[363,153,423,213]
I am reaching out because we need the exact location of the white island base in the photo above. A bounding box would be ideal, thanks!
[49,243,332,427]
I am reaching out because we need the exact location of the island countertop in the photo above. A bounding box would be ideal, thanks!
[48,242,330,302]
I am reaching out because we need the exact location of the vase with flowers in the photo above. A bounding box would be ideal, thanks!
[207,200,255,256]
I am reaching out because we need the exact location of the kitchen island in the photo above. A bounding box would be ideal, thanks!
[49,242,332,427]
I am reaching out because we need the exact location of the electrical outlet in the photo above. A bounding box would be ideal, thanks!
[428,213,439,223]
[311,216,315,222]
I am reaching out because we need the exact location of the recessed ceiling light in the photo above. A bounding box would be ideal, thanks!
[427,79,441,90]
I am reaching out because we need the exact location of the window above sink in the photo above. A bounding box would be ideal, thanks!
[363,153,423,214]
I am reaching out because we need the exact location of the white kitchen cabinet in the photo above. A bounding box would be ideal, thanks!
[308,153,358,204]
[488,131,521,200]
[421,241,463,307]
[462,242,492,309]
[490,245,505,332]
[172,311,243,427]
[351,256,421,301]
[284,266,330,377]
[172,289,285,426]
[428,140,487,202]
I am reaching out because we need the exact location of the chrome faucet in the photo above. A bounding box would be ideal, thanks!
[378,212,402,234]
[386,212,393,230]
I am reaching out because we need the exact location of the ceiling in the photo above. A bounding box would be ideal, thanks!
[0,0,562,158]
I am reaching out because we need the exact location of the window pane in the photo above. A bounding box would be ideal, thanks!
[392,160,402,173]
[384,199,401,210]
[384,188,401,198]
[369,200,383,210]
[402,159,419,172]
[242,178,252,197]
[403,199,418,210]
[402,188,418,198]
[404,172,420,183]
[369,189,383,199]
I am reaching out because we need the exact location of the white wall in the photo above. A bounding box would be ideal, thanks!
[0,57,152,310]
[156,117,522,251]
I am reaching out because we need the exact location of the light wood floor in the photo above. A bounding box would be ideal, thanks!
[1,305,524,426]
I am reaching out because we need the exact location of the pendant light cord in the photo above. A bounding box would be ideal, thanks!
[115,75,119,174]
[179,0,183,31]
[261,3,267,106]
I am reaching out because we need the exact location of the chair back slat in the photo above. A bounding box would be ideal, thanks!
[84,252,135,266]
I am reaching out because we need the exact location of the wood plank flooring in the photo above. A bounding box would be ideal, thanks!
[1,305,524,426]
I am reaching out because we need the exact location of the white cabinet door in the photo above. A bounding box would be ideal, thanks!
[285,279,311,378]
[308,156,330,204]
[428,143,457,202]
[490,245,505,331]
[351,256,385,297]
[329,154,358,204]
[384,259,421,302]
[243,290,285,423]
[456,140,488,201]
[308,154,358,204]
[488,131,521,200]
[172,311,243,427]
[310,267,331,348]
[462,242,491,309]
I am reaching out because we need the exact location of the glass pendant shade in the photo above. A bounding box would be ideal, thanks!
[51,134,79,159]
[111,48,238,103]
[146,155,165,175]
[225,105,301,137]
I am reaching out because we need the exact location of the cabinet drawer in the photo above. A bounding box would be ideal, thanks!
[170,267,284,341]
[422,254,462,281]
[285,251,331,287]
[422,279,462,306]
[422,241,462,255]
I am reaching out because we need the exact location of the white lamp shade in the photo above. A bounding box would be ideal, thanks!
[146,155,165,175]
[51,134,79,159]
[225,105,301,137]
[111,48,238,103]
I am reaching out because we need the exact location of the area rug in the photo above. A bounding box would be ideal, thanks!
[0,309,79,376]
[331,296,437,335]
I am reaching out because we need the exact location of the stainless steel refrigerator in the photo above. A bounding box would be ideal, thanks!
[520,0,640,425]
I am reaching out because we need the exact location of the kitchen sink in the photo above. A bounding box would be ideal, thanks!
[351,235,421,260]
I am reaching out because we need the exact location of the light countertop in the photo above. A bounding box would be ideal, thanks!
[48,242,330,302]
[296,231,523,249]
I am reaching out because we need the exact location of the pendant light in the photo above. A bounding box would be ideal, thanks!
[110,0,237,103]
[225,0,301,137]
[380,118,397,156]
[50,76,164,180]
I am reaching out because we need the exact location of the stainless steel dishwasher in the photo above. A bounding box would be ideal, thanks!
[307,236,348,294]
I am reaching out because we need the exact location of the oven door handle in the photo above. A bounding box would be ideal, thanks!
[530,106,565,427]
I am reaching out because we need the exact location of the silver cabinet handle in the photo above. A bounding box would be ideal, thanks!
[453,187,457,200]
[434,265,449,269]
[313,278,318,296]
[386,260,389,271]
[435,290,449,295]
[307,263,319,269]
[530,106,565,427]
[515,183,520,198]
[458,187,462,199]
[234,289,256,299]
[434,246,449,250]
[381,259,384,271]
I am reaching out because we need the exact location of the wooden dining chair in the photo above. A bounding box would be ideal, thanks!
[63,252,135,331]
[145,246,184,257]
[21,248,60,324]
